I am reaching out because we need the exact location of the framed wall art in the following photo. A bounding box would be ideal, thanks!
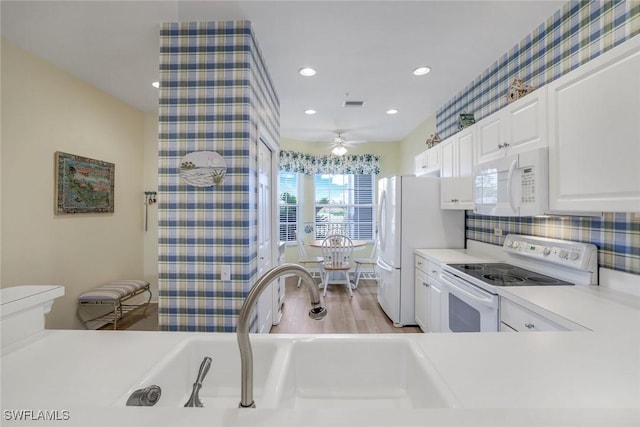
[55,151,115,214]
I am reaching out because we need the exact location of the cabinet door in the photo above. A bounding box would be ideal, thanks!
[414,269,429,332]
[424,145,441,172]
[440,138,455,179]
[427,280,442,333]
[456,129,474,208]
[506,88,547,154]
[414,151,427,176]
[548,36,640,212]
[476,113,504,163]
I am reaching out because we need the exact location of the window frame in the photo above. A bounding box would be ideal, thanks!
[313,173,376,241]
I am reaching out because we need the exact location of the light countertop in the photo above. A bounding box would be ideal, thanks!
[1,328,639,426]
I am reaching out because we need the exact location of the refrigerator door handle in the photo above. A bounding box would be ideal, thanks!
[378,191,387,252]
[376,258,394,272]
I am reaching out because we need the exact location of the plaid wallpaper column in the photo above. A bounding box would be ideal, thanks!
[158,21,279,331]
[434,1,639,276]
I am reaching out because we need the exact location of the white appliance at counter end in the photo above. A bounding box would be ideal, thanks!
[473,147,548,217]
[376,175,465,327]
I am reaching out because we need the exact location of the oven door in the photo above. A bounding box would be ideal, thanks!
[439,271,499,333]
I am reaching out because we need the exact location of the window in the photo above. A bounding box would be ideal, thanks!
[314,174,375,240]
[278,172,298,242]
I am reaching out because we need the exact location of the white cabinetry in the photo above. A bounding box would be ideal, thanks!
[440,128,474,209]
[499,298,587,332]
[547,36,640,212]
[475,88,548,164]
[414,145,440,176]
[414,253,444,333]
[414,255,429,332]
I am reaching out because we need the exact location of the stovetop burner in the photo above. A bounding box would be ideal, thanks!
[447,263,574,287]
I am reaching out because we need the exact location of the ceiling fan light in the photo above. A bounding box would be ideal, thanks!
[298,67,317,77]
[331,146,348,156]
[412,66,431,76]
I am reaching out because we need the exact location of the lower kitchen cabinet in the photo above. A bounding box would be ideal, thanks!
[415,253,444,333]
[499,298,587,332]
[415,269,429,332]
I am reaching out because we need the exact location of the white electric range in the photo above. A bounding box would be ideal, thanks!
[437,234,598,333]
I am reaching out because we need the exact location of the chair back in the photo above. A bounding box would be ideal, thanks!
[321,234,353,268]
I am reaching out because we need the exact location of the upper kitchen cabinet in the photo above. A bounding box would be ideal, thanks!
[440,127,474,209]
[414,144,441,176]
[475,87,547,164]
[547,36,640,213]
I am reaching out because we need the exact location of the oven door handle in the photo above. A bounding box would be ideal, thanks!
[439,272,495,306]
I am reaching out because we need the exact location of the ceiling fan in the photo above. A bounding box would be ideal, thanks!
[329,131,366,156]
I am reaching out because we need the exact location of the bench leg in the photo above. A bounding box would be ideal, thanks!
[141,287,152,318]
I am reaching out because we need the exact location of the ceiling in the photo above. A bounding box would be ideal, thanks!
[1,1,566,145]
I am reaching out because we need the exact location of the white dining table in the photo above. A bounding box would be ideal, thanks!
[307,239,368,248]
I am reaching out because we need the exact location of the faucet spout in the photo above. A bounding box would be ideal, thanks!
[237,263,327,408]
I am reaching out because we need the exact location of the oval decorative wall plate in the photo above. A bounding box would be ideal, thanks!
[179,151,227,187]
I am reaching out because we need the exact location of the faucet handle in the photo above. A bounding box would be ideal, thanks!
[184,356,212,407]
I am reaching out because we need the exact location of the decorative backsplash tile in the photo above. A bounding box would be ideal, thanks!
[466,212,640,275]
[158,21,279,331]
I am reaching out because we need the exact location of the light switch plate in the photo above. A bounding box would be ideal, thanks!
[221,265,231,281]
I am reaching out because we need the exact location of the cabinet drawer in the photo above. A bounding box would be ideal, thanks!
[500,298,571,332]
[415,255,429,274]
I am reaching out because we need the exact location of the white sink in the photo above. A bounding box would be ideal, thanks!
[272,338,460,409]
[116,337,281,408]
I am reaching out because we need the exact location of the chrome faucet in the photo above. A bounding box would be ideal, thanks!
[237,263,327,408]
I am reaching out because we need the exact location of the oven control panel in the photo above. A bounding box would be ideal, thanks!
[503,235,597,272]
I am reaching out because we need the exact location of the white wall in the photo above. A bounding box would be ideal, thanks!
[143,114,159,302]
[398,115,437,174]
[0,39,146,329]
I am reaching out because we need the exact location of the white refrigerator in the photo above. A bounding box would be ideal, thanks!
[376,175,465,326]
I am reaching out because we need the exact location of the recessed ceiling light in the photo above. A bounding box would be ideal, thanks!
[298,67,317,77]
[386,109,399,115]
[304,109,317,115]
[412,66,431,76]
[152,81,160,88]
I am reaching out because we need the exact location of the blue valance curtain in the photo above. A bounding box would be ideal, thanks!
[279,150,381,175]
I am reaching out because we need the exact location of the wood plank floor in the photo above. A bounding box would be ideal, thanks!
[270,277,422,334]
[117,278,422,334]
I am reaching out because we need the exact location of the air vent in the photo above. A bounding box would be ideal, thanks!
[343,100,366,107]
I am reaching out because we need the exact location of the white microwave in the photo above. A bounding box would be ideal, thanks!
[473,147,548,216]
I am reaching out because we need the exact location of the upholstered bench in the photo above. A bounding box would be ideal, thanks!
[76,280,151,330]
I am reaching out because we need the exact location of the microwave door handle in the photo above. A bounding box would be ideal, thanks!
[506,158,518,214]
[439,273,494,306]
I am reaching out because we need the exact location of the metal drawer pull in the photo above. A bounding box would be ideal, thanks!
[524,322,535,329]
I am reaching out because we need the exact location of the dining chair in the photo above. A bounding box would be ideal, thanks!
[320,234,354,297]
[352,239,378,289]
[296,232,324,287]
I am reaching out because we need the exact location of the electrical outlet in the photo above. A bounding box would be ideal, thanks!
[221,265,231,281]
[494,228,503,237]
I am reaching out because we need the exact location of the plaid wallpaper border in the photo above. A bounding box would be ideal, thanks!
[466,212,640,275]
[157,21,279,331]
[436,0,640,139]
